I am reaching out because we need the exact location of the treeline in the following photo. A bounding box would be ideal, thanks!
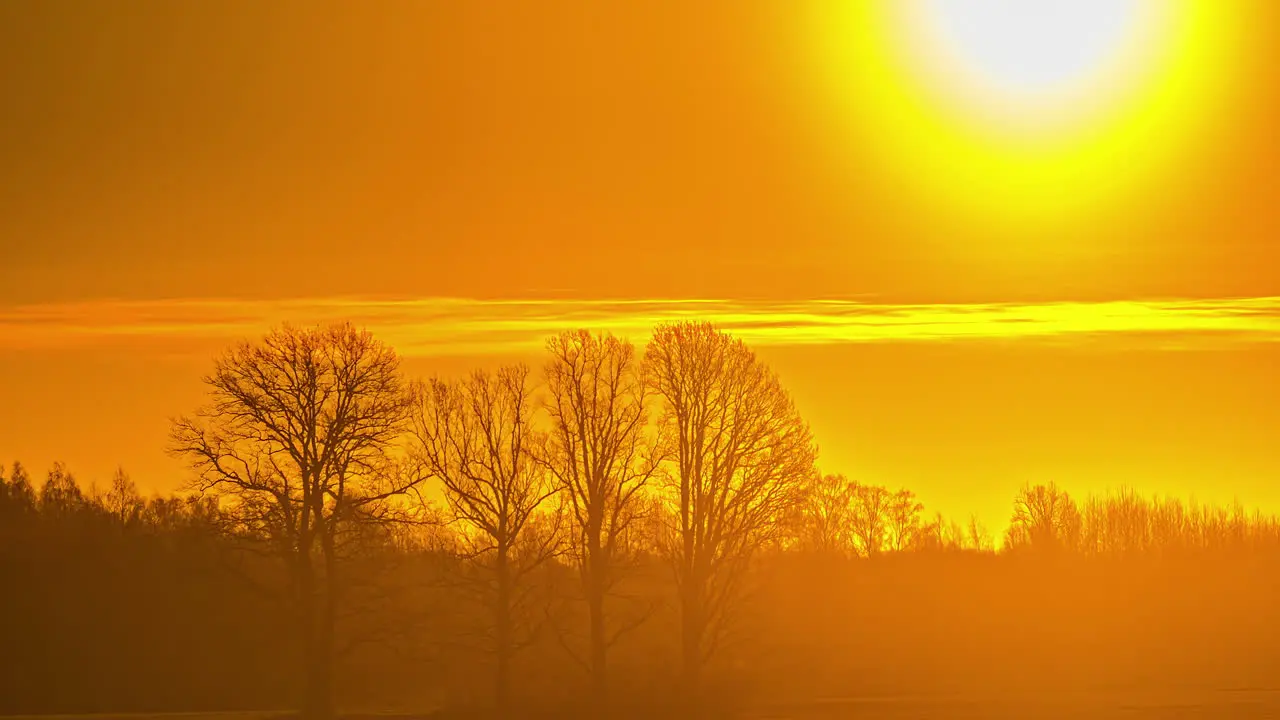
[2,321,1279,718]
[0,463,296,712]
[787,473,1280,559]
[1004,482,1280,556]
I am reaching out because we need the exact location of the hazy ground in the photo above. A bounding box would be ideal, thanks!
[9,692,1280,720]
[757,690,1280,719]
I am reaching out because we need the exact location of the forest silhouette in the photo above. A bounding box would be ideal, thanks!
[2,321,1279,719]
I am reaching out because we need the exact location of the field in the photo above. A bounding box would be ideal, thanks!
[10,692,1280,720]
[758,690,1280,719]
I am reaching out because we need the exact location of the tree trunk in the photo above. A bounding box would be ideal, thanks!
[588,584,609,712]
[298,556,334,720]
[679,578,703,715]
[301,518,338,720]
[587,566,608,715]
[303,631,335,720]
[495,546,513,718]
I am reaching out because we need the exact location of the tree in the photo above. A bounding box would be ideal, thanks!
[169,322,416,720]
[794,472,856,555]
[643,322,816,703]
[40,462,83,519]
[0,462,35,518]
[886,489,925,552]
[538,330,660,711]
[1148,496,1188,555]
[1005,482,1082,554]
[104,467,142,527]
[965,515,993,552]
[1099,487,1153,556]
[411,365,559,715]
[849,483,892,557]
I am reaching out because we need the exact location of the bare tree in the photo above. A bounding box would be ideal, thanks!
[1148,496,1188,555]
[908,511,955,552]
[169,323,417,720]
[1099,487,1153,556]
[965,514,993,552]
[849,483,892,557]
[538,330,660,711]
[795,472,856,555]
[886,488,924,552]
[39,462,83,520]
[643,322,816,703]
[411,365,560,716]
[104,467,142,527]
[1,462,34,514]
[1005,482,1082,554]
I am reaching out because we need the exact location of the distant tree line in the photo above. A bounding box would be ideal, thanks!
[2,321,1278,718]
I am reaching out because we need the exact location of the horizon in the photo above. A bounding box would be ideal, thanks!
[4,293,1280,541]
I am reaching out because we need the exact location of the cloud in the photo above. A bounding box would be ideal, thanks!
[2,296,1279,356]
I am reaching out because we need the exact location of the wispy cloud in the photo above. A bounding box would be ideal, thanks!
[2,296,1280,355]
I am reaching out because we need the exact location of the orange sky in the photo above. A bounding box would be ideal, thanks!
[2,0,1279,536]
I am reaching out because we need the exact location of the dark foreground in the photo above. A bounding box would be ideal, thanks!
[755,689,1280,719]
[10,692,1280,720]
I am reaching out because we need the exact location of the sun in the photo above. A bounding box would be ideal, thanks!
[917,0,1143,99]
[804,0,1241,239]
[897,0,1169,138]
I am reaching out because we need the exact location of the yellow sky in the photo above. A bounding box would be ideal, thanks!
[1,0,1279,536]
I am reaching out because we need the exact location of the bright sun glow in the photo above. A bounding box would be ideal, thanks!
[899,0,1168,136]
[920,0,1142,98]
[806,0,1241,238]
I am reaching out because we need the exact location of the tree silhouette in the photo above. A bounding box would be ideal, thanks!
[0,462,35,519]
[104,467,142,528]
[965,515,993,552]
[849,483,892,557]
[411,365,560,716]
[1006,482,1082,554]
[887,489,925,552]
[538,330,662,713]
[169,322,417,720]
[643,321,816,705]
[794,472,857,555]
[40,462,83,519]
